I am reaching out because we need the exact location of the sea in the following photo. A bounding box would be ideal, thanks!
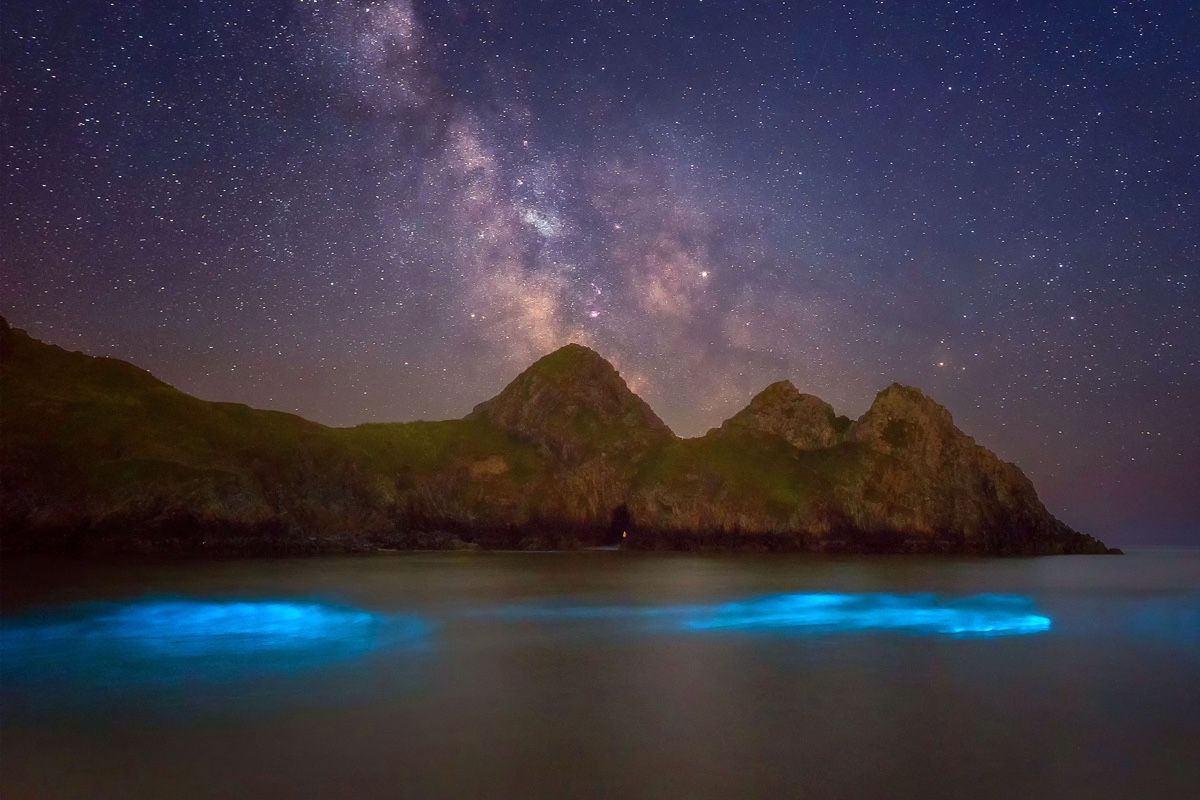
[2,547,1197,799]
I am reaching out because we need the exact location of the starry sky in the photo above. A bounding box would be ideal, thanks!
[2,1,1197,544]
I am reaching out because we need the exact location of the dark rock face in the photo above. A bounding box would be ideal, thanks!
[468,343,674,462]
[835,385,1112,554]
[850,384,958,458]
[463,344,675,533]
[0,318,1116,555]
[719,380,843,449]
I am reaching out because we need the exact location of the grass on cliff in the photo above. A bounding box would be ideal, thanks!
[1,324,545,500]
[636,428,866,517]
[338,419,544,480]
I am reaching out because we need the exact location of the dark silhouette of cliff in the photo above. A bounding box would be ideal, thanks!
[0,317,1116,555]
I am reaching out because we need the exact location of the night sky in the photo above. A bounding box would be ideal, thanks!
[2,1,1197,544]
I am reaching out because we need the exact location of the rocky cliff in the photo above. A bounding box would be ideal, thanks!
[469,343,674,461]
[717,381,849,449]
[0,317,1116,554]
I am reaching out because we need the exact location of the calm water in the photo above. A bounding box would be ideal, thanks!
[2,549,1198,799]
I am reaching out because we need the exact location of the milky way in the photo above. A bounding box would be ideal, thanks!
[2,1,1197,543]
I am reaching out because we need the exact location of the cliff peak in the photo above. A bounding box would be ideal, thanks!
[864,383,953,424]
[851,383,962,460]
[468,343,673,460]
[756,379,802,400]
[720,380,844,449]
[553,341,602,356]
[876,382,943,404]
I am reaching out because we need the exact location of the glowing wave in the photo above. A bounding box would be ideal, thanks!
[486,593,1051,638]
[685,593,1051,636]
[0,591,1050,693]
[0,598,430,686]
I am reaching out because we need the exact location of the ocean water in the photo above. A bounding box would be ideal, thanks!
[1,548,1197,799]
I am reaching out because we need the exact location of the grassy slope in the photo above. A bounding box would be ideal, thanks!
[631,428,868,530]
[0,322,546,547]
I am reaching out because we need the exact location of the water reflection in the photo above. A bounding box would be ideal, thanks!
[0,598,430,686]
[486,592,1052,637]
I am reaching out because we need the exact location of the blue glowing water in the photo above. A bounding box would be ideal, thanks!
[0,598,430,687]
[684,592,1051,636]
[0,591,1049,694]
[2,552,1198,798]
[485,592,1051,637]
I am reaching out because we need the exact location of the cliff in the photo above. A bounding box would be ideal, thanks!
[0,317,1116,555]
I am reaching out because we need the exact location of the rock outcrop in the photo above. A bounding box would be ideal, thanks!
[718,380,848,449]
[835,385,1101,553]
[469,343,674,462]
[0,318,1116,555]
